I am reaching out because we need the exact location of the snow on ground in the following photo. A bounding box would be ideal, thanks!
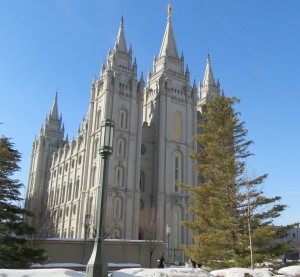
[210,267,282,276]
[2,265,300,277]
[110,267,213,277]
[278,265,300,276]
[0,268,85,277]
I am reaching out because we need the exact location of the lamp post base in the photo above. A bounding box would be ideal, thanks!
[85,263,107,277]
[85,237,107,277]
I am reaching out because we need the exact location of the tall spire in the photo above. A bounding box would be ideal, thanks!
[203,54,216,86]
[159,3,179,59]
[50,92,59,120]
[114,16,127,53]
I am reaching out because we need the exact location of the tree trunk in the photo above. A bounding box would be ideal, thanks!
[149,251,153,268]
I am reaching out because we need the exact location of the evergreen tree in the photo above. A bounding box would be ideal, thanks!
[237,175,288,269]
[182,96,287,269]
[0,136,47,268]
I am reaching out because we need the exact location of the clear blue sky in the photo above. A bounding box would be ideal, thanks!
[1,0,299,226]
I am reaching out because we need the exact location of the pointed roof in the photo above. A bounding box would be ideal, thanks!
[159,4,179,59]
[203,54,216,86]
[114,16,127,53]
[50,92,59,120]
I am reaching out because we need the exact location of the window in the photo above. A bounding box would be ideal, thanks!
[140,171,145,192]
[65,163,68,172]
[78,155,82,165]
[60,185,66,203]
[71,159,75,168]
[174,111,183,140]
[49,190,54,207]
[55,188,60,205]
[59,166,62,175]
[68,182,73,201]
[73,204,77,215]
[117,138,125,158]
[113,197,122,219]
[93,139,99,160]
[173,151,182,192]
[52,211,57,221]
[95,109,101,130]
[119,109,127,128]
[90,167,97,188]
[74,179,80,199]
[115,166,123,187]
[65,206,69,217]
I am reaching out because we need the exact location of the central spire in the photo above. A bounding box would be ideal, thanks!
[114,16,127,53]
[50,92,59,120]
[158,3,179,59]
[203,54,216,86]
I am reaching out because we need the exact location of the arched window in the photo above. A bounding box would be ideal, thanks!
[95,109,101,130]
[68,182,73,201]
[60,185,66,203]
[113,197,122,219]
[119,109,127,129]
[172,205,182,249]
[74,179,80,199]
[117,138,125,158]
[115,166,123,187]
[173,151,182,192]
[140,171,145,192]
[111,228,121,239]
[174,111,182,141]
[93,139,99,160]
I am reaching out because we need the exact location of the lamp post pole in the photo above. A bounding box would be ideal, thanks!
[85,119,114,277]
[81,214,91,264]
[166,224,171,265]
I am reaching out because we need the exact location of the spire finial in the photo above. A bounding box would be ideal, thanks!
[168,2,172,19]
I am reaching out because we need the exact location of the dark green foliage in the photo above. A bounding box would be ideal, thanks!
[182,96,288,269]
[0,136,47,268]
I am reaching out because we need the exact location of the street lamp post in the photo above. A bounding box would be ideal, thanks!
[81,214,91,264]
[85,119,114,277]
[166,224,171,265]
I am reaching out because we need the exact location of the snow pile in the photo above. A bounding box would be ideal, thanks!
[0,268,85,277]
[110,267,213,277]
[210,267,282,276]
[278,265,300,276]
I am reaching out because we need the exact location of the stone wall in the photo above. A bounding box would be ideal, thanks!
[39,239,166,268]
